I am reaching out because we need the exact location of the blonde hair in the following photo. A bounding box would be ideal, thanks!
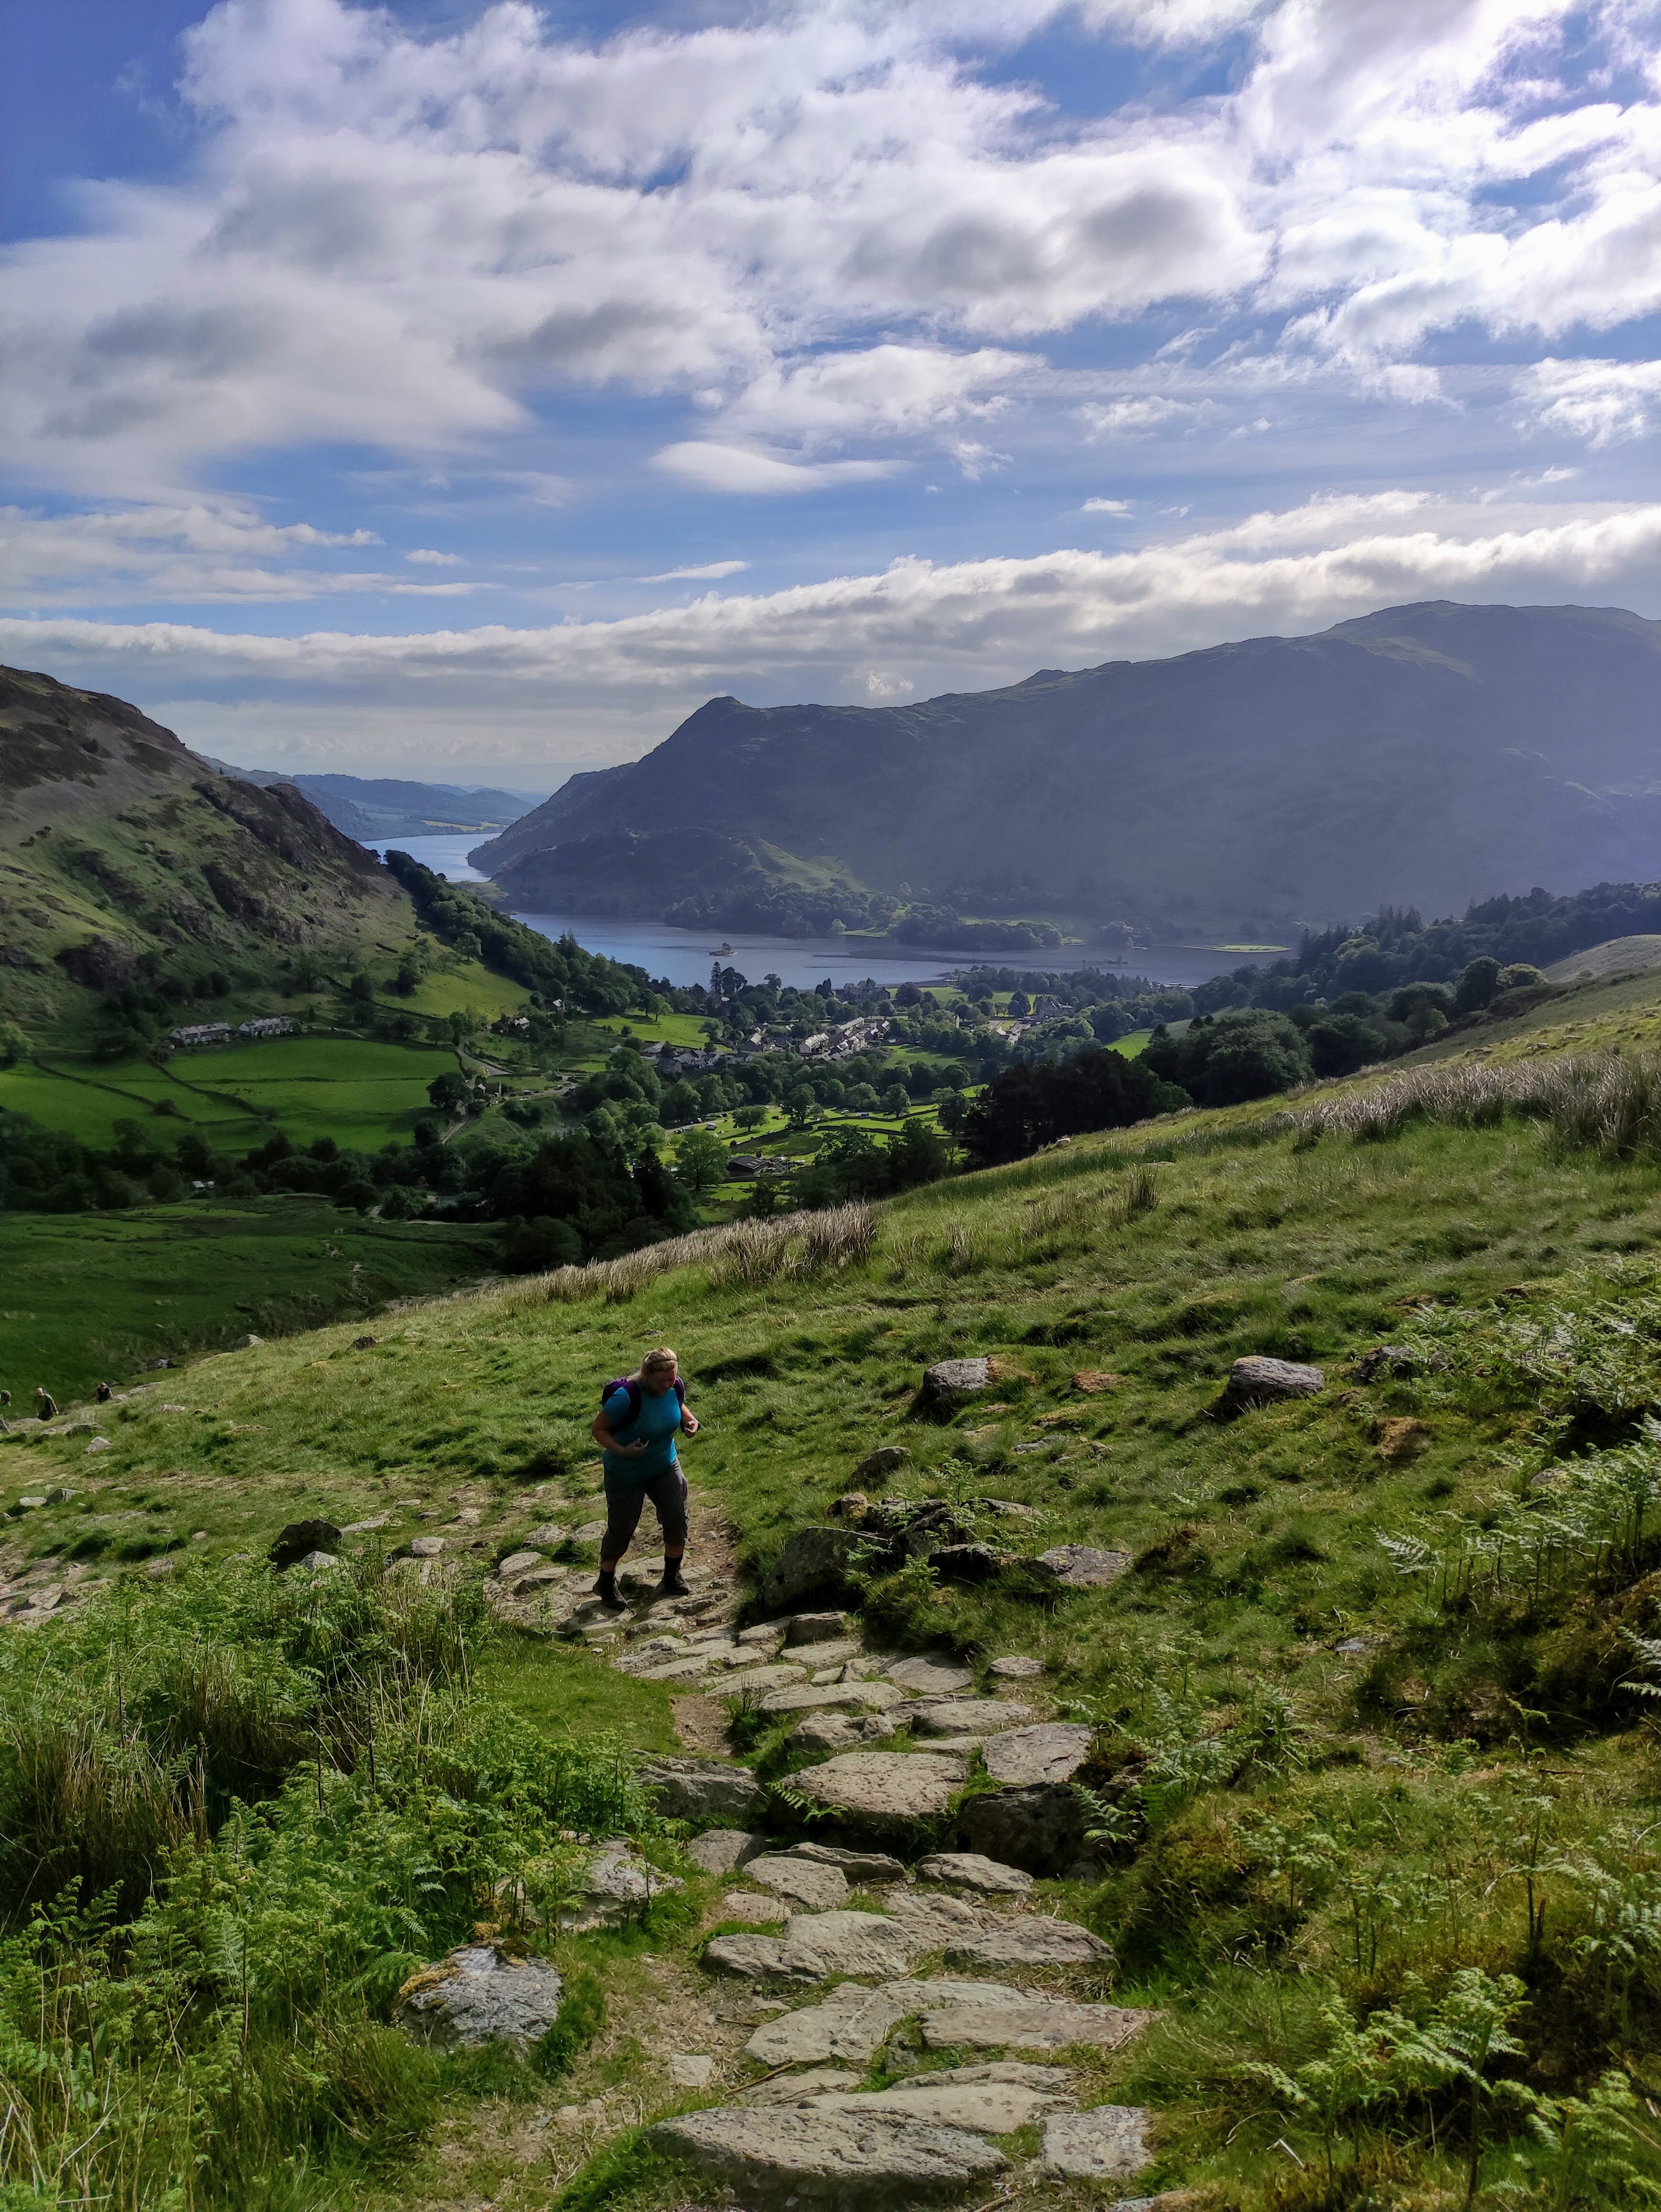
[641,1346,679,1372]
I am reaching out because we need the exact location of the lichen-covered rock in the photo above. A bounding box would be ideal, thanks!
[789,1840,910,1882]
[919,1993,1154,2054]
[920,1358,992,1405]
[956,1781,1088,1876]
[784,1611,851,1645]
[1036,1544,1132,1589]
[884,1654,974,1697]
[742,1853,850,1911]
[395,1944,564,2051]
[744,1983,911,2065]
[561,1841,682,1931]
[759,1526,864,1614]
[268,1519,340,1571]
[918,1851,1033,1895]
[853,1446,911,1482]
[684,1827,765,1875]
[794,1749,967,1825]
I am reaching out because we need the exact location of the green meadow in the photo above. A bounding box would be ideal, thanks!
[7,981,1661,2210]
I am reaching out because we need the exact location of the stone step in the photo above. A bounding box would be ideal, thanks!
[650,2104,1008,2210]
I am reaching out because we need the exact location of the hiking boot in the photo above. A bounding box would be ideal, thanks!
[657,1565,691,1597]
[592,1572,628,1613]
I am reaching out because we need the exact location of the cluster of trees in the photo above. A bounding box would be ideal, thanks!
[664,883,895,937]
[785,1120,955,1205]
[959,1048,1186,1166]
[892,907,1064,951]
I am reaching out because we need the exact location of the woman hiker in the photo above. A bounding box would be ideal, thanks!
[591,1346,699,1611]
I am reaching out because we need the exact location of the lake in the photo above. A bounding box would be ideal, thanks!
[373,835,1262,993]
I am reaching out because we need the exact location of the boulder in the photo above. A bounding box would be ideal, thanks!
[918,1851,1033,1895]
[650,2104,1007,2210]
[799,1637,864,1670]
[1355,1344,1420,1383]
[497,1549,543,1579]
[920,1358,993,1407]
[794,1750,967,1826]
[1041,2106,1153,2179]
[989,1656,1044,1680]
[1225,1355,1325,1408]
[1036,1545,1131,1589]
[639,1756,766,1825]
[785,1611,851,1646]
[884,1654,974,1697]
[853,1446,910,1482]
[704,1932,808,1980]
[744,1983,911,2065]
[780,1910,927,1980]
[724,1890,791,1924]
[268,1519,341,1571]
[982,1723,1094,1787]
[722,1662,810,1697]
[409,1535,445,1559]
[684,1828,765,1875]
[760,1682,890,1715]
[760,1527,864,1614]
[956,1783,1088,1877]
[742,1854,850,1911]
[395,1943,564,2051]
[927,1543,1010,1582]
[919,1995,1154,2054]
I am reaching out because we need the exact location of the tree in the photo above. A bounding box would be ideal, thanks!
[674,1128,728,1194]
[936,1091,969,1137]
[1455,955,1502,1013]
[844,1083,880,1114]
[0,1020,27,1069]
[1142,1009,1312,1108]
[661,1079,701,1126]
[427,1072,468,1114]
[785,1084,821,1129]
[732,1102,768,1130]
[880,1084,909,1118]
[886,1118,951,1190]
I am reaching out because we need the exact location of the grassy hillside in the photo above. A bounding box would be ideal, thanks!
[7,978,1661,2211]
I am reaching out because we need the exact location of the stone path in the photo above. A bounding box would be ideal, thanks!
[542,1526,1165,2209]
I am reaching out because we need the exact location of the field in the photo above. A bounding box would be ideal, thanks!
[0,1034,463,1153]
[9,975,1661,2212]
[0,1202,497,1401]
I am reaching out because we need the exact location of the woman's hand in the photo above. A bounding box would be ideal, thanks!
[617,1437,650,1456]
[681,1410,700,1436]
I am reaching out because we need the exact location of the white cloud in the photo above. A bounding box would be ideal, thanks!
[1080,396,1213,438]
[406,547,460,564]
[650,443,899,495]
[3,0,1654,509]
[1082,496,1132,511]
[10,491,1660,773]
[636,560,749,581]
[1517,357,1661,446]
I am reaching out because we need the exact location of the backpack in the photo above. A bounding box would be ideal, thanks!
[601,1375,686,1425]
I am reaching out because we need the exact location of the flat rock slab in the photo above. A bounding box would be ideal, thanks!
[740,2067,865,2104]
[395,1945,564,2051]
[797,1712,896,1751]
[743,1854,850,1911]
[884,1654,975,1697]
[1042,2106,1153,2179]
[723,1890,791,1924]
[791,1841,910,1883]
[685,1828,765,1876]
[796,1750,967,1825]
[761,1682,889,1715]
[497,1549,543,1579]
[744,1984,912,2065]
[637,1655,714,1682]
[812,2080,1070,2132]
[982,1723,1095,1786]
[1038,1545,1131,1589]
[652,2105,1006,2211]
[918,1852,1033,1895]
[722,1662,809,1696]
[669,2053,716,2087]
[779,1909,926,1980]
[944,1918,1109,1971]
[1226,1355,1325,1406]
[785,1611,851,1645]
[895,1700,1035,1736]
[920,1997,1155,2055]
[640,1756,766,1825]
[989,1655,1044,1679]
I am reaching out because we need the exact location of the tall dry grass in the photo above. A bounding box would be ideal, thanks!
[1286,1048,1661,1159]
[482,1200,877,1312]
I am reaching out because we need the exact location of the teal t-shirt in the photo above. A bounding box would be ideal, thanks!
[601,1382,682,1482]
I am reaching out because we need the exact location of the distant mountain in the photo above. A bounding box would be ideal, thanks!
[211,766,543,841]
[1,667,404,1037]
[473,602,1661,935]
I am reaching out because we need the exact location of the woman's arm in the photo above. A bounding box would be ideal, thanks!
[593,1404,648,1454]
[680,1401,700,1436]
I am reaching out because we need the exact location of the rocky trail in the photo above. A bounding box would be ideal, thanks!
[401,1480,1178,2212]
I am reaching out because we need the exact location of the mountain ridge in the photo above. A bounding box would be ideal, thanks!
[474,600,1661,933]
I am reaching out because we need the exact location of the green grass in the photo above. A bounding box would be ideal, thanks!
[1109,1027,1152,1056]
[1,1036,463,1154]
[11,982,1661,2210]
[0,1202,497,1401]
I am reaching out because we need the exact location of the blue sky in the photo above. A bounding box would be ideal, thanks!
[3,0,1661,785]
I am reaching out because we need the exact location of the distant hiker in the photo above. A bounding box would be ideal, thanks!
[591,1347,699,1611]
[34,1387,57,1420]
[96,1382,113,1404]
